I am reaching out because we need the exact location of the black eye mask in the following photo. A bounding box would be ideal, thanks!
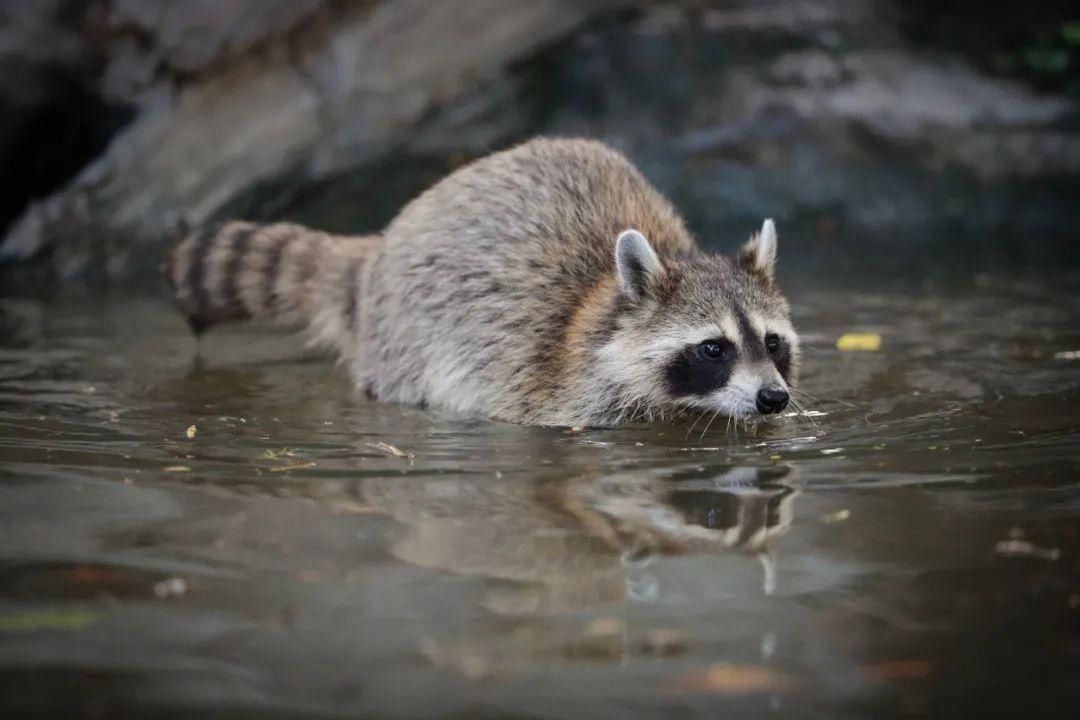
[664,340,736,397]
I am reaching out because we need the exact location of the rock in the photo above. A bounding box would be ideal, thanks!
[504,0,1080,246]
[0,0,625,278]
[1,0,1078,281]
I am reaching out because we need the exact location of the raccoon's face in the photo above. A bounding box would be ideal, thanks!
[577,465,798,553]
[602,220,800,422]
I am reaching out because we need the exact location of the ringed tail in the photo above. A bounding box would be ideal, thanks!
[163,221,379,353]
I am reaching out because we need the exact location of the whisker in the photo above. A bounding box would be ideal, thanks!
[697,409,720,445]
[790,388,857,410]
[685,409,708,440]
[787,388,822,405]
[787,396,819,429]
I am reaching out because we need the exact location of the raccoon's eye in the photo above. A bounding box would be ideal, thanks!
[765,333,781,354]
[698,339,730,361]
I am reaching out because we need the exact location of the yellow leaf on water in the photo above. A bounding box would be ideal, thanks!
[836,333,882,352]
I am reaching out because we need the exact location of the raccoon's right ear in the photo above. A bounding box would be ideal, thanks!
[615,229,664,301]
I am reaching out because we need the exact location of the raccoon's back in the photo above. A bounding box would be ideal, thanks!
[381,138,692,291]
[361,138,694,419]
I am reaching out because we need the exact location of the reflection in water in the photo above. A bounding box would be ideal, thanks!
[363,465,798,615]
[2,282,1080,717]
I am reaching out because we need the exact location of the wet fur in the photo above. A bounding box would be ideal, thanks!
[164,138,800,426]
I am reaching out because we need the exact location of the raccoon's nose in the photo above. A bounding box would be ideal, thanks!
[756,386,789,414]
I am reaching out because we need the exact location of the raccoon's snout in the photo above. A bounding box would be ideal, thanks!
[756,385,789,414]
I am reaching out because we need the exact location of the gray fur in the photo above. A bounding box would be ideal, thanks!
[615,229,663,300]
[166,138,801,426]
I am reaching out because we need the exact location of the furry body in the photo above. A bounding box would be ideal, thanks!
[166,138,799,426]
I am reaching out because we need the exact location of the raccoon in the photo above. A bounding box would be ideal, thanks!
[362,465,799,615]
[165,138,800,426]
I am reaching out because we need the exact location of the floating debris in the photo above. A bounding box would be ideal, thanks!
[584,617,625,637]
[994,539,1060,561]
[836,333,882,352]
[264,448,296,460]
[109,410,120,423]
[671,663,790,695]
[153,577,188,598]
[1054,350,1080,360]
[185,424,197,439]
[820,448,844,455]
[760,631,778,660]
[821,508,851,524]
[268,461,317,473]
[0,609,100,632]
[367,441,413,458]
[162,465,191,473]
[862,660,933,682]
[417,635,493,679]
[641,628,688,656]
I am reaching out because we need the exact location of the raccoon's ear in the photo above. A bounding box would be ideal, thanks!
[739,219,778,281]
[615,229,664,301]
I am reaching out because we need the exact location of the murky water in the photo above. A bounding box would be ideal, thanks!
[1,264,1079,718]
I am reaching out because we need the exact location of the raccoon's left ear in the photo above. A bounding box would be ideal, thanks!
[738,219,778,281]
[615,229,664,301]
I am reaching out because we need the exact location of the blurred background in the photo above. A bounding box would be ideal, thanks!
[2,4,1080,718]
[1,0,1079,289]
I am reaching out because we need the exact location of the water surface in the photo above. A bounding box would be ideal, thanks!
[1,269,1079,718]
